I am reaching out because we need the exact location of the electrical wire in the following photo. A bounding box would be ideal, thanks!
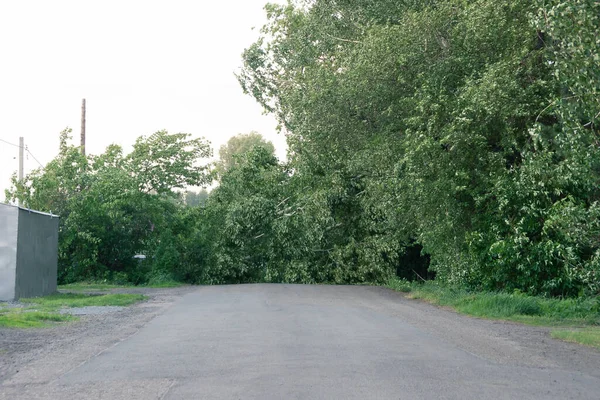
[25,146,44,168]
[0,137,44,168]
[0,137,19,148]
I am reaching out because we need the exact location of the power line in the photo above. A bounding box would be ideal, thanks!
[25,146,44,168]
[0,137,44,168]
[0,137,19,148]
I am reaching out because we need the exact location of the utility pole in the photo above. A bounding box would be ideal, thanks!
[80,98,86,156]
[18,137,24,206]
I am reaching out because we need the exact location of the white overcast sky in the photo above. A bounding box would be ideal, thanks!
[0,0,287,197]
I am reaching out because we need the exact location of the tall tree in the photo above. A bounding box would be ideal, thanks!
[127,130,212,193]
[185,189,210,207]
[6,129,212,284]
[215,132,276,175]
[238,0,600,295]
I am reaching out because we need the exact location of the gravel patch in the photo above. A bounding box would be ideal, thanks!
[0,286,196,384]
[59,306,126,315]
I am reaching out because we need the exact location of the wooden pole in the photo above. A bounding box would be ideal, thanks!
[80,98,86,156]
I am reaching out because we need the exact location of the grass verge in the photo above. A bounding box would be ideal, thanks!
[550,329,600,349]
[20,293,147,310]
[58,283,132,291]
[59,281,183,292]
[387,278,600,346]
[145,280,184,288]
[0,311,73,329]
[0,293,146,329]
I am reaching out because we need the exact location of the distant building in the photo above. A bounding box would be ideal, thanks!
[0,203,59,301]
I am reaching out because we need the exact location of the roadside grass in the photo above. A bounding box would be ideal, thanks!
[145,280,184,288]
[59,283,131,291]
[59,281,183,292]
[0,293,146,329]
[0,310,73,328]
[387,278,600,329]
[551,329,600,349]
[20,293,147,311]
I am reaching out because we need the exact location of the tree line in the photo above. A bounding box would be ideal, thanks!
[6,0,599,296]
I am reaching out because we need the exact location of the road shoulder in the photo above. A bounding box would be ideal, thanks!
[0,286,194,386]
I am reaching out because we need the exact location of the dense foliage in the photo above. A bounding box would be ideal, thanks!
[214,131,276,175]
[235,0,600,295]
[5,0,598,297]
[6,129,211,284]
[185,189,209,207]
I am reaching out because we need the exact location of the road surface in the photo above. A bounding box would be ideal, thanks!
[2,284,599,399]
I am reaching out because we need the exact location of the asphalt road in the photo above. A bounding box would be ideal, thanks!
[3,284,600,399]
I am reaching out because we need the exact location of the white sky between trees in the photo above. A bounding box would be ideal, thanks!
[0,0,287,198]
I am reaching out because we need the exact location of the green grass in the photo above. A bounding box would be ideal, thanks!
[0,292,146,329]
[145,280,184,288]
[387,278,600,348]
[0,310,73,328]
[387,278,414,293]
[58,283,132,291]
[551,328,600,348]
[59,281,183,292]
[20,293,147,311]
[387,278,600,327]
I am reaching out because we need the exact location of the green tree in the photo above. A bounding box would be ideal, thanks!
[6,129,212,284]
[215,132,276,176]
[201,146,287,283]
[238,0,600,295]
[185,189,210,207]
[127,130,212,193]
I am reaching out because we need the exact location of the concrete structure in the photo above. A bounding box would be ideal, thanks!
[0,203,59,301]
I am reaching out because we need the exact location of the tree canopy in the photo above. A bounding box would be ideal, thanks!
[6,129,211,284]
[215,131,276,175]
[5,0,599,296]
[235,0,600,295]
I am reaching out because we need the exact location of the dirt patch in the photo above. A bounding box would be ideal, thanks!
[0,286,195,383]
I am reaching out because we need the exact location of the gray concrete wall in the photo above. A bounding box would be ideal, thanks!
[15,208,59,299]
[0,204,18,301]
